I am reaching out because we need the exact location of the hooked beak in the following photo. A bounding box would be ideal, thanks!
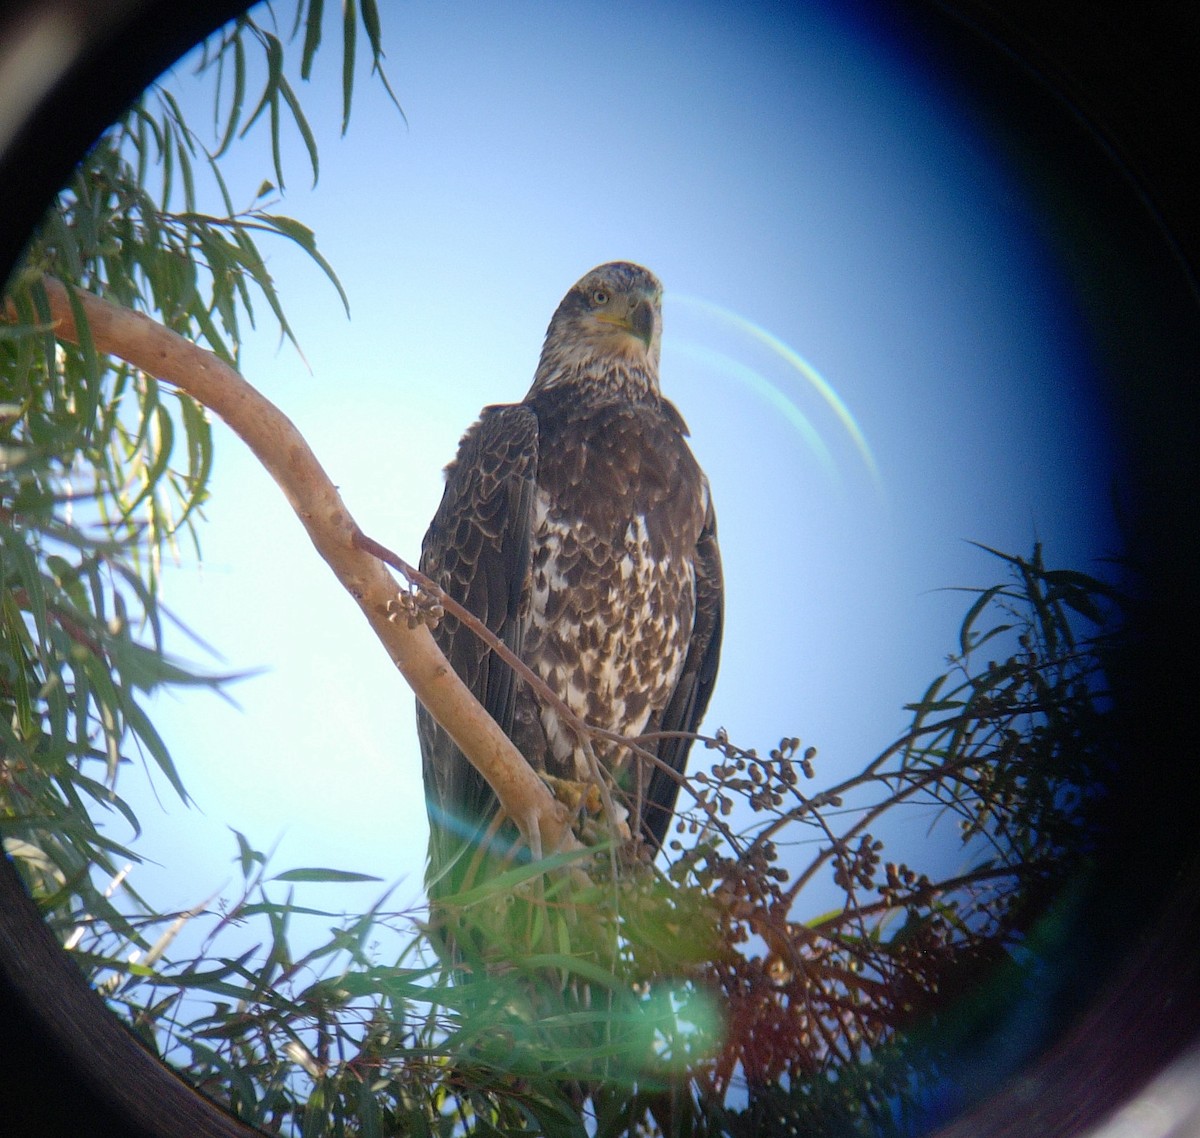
[596,296,655,348]
[628,297,654,348]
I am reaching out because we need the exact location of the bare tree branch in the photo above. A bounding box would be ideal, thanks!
[3,274,577,858]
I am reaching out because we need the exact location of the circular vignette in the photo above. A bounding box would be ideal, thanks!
[2,2,1200,1136]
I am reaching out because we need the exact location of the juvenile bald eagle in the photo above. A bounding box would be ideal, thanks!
[418,262,723,902]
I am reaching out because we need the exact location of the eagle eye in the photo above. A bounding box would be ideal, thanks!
[590,287,610,306]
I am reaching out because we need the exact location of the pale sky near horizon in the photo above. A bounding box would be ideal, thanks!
[110,0,1118,932]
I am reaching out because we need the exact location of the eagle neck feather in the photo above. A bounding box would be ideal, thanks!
[528,356,659,403]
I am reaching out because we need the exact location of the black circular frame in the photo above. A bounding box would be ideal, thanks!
[2,3,1199,1135]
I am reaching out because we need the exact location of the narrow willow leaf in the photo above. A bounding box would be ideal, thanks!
[264,214,348,314]
[519,952,628,990]
[62,289,101,439]
[965,539,1021,566]
[341,0,357,134]
[176,392,213,528]
[215,31,246,158]
[229,229,293,345]
[441,846,596,908]
[69,770,144,839]
[360,0,383,58]
[958,585,1004,656]
[160,88,197,154]
[278,76,319,185]
[239,30,283,141]
[238,901,359,922]
[301,0,324,79]
[271,868,384,884]
[44,207,84,282]
[70,175,98,260]
[177,136,196,212]
[189,297,234,364]
[1017,556,1058,656]
[207,150,238,218]
[113,684,190,804]
[5,529,50,650]
[965,620,1017,655]
[357,1072,383,1138]
[130,369,161,458]
[903,672,951,721]
[0,593,36,738]
[230,828,261,877]
[134,109,151,187]
[70,641,93,760]
[160,119,175,210]
[176,947,261,990]
[81,655,124,785]
[122,404,174,519]
[268,82,284,189]
[27,279,61,394]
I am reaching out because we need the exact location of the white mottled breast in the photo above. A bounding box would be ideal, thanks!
[526,487,696,781]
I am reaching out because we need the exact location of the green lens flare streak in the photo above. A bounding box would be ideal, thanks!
[670,293,883,495]
[669,340,839,485]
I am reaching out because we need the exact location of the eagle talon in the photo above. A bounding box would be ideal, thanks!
[541,774,637,845]
[540,773,603,816]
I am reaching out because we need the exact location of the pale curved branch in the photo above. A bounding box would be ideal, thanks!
[4,274,576,858]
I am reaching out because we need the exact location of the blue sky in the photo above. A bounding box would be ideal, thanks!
[118,0,1117,928]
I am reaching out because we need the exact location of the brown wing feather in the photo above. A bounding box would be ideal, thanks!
[417,403,538,892]
[641,490,723,850]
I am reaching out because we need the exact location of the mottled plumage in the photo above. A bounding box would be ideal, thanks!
[418,262,723,901]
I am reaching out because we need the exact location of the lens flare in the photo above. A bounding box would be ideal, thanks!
[669,340,839,484]
[668,293,883,497]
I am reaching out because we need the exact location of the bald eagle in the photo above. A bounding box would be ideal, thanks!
[418,262,723,903]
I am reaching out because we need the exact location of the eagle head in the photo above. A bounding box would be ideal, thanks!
[530,262,663,398]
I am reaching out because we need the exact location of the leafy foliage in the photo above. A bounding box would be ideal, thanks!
[1,5,1122,1136]
[5,528,1122,1137]
[659,542,1119,1134]
[1,0,396,1051]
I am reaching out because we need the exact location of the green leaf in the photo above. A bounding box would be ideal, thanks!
[177,135,196,212]
[278,75,320,186]
[160,118,175,208]
[271,868,383,884]
[360,0,383,58]
[268,78,284,189]
[120,402,174,519]
[0,592,36,739]
[213,31,246,157]
[239,29,283,141]
[957,584,1005,656]
[188,294,234,364]
[301,0,324,80]
[175,391,213,529]
[262,214,348,315]
[439,845,596,908]
[357,1069,383,1138]
[341,0,357,134]
[230,828,263,877]
[112,682,190,804]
